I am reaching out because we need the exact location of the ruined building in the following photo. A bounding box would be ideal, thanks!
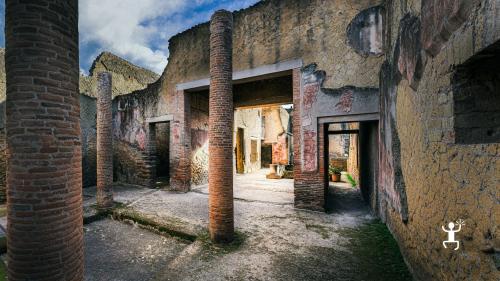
[2,0,499,280]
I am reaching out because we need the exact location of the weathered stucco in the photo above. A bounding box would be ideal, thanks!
[379,0,499,280]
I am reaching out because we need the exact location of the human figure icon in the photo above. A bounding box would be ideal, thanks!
[442,221,463,250]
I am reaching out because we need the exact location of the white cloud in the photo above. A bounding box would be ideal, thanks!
[79,0,259,74]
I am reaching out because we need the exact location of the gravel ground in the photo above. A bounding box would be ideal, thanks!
[82,181,411,281]
[84,219,189,281]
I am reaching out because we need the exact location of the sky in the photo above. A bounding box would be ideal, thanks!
[0,0,260,75]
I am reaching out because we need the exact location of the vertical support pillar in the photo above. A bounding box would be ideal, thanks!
[292,68,325,212]
[97,72,114,208]
[209,10,234,243]
[169,90,191,191]
[5,0,83,279]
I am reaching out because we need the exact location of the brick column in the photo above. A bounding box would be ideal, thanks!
[292,68,325,212]
[209,10,234,243]
[5,0,83,280]
[97,72,114,208]
[169,90,191,191]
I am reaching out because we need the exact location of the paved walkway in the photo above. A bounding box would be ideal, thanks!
[82,181,412,281]
[192,168,294,205]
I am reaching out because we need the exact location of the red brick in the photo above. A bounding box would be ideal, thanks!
[208,10,235,243]
[5,0,83,279]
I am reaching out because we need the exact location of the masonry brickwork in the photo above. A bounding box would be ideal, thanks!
[5,0,84,279]
[208,10,235,243]
[96,72,114,208]
[0,0,493,279]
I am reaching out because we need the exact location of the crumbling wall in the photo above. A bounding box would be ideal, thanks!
[113,80,161,186]
[80,52,159,99]
[78,52,160,187]
[379,0,499,280]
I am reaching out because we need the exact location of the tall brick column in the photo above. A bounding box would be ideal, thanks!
[5,0,83,280]
[209,10,234,243]
[97,72,114,208]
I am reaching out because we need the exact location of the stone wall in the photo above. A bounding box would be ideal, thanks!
[80,52,159,99]
[379,0,499,280]
[99,0,384,193]
[112,80,161,186]
[78,52,160,187]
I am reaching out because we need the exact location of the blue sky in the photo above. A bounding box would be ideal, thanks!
[0,0,259,74]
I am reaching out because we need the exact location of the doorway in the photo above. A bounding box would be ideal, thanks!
[236,128,245,174]
[325,121,378,213]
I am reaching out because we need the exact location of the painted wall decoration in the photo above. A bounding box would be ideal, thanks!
[379,61,409,222]
[397,14,424,90]
[272,133,288,165]
[421,0,476,56]
[299,64,380,173]
[346,5,384,57]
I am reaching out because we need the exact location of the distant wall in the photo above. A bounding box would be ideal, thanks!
[112,81,161,186]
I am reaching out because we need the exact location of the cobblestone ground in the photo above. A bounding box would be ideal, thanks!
[83,179,412,281]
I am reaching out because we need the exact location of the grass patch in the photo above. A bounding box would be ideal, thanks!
[271,220,412,281]
[336,220,412,280]
[0,260,5,281]
[0,205,6,218]
[346,174,357,187]
[305,223,330,239]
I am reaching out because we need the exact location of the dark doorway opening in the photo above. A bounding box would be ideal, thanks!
[261,143,272,168]
[155,122,170,185]
[325,121,378,213]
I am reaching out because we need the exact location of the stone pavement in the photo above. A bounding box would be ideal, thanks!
[82,181,412,281]
[192,168,294,205]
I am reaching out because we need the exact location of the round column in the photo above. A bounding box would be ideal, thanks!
[208,10,234,243]
[97,72,114,209]
[5,0,83,279]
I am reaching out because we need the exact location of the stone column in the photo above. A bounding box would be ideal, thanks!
[209,10,234,243]
[97,72,114,208]
[5,0,83,279]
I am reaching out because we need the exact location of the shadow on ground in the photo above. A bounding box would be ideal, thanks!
[82,182,412,281]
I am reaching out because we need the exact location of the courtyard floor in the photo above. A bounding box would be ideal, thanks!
[79,175,412,281]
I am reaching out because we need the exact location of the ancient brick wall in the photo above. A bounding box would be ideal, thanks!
[156,0,384,196]
[161,0,384,108]
[379,0,499,280]
[112,80,161,186]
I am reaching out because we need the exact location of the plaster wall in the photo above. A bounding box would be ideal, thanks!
[379,0,500,279]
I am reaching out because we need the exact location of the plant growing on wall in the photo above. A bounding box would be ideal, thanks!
[346,174,357,187]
